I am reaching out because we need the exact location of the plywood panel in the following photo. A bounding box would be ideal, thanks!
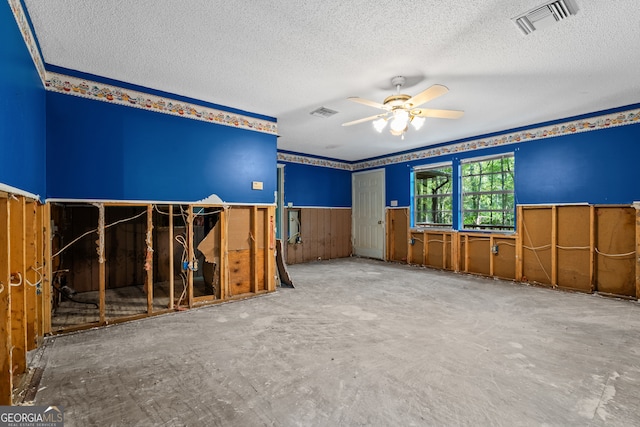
[466,237,491,276]
[388,209,408,262]
[302,209,318,262]
[521,208,552,285]
[409,232,424,265]
[595,207,635,297]
[425,233,445,269]
[493,237,516,280]
[228,249,265,296]
[228,207,251,250]
[557,206,591,292]
[0,198,12,405]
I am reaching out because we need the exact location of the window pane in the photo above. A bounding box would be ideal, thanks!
[461,155,515,230]
[414,165,452,227]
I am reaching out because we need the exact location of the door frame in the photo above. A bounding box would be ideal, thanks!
[351,168,386,260]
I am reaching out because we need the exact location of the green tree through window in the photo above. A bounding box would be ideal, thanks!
[414,165,453,227]
[461,155,515,230]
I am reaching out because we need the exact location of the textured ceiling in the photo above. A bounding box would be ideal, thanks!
[23,0,640,161]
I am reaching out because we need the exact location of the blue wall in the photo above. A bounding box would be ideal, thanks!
[0,1,46,197]
[46,92,277,203]
[281,161,352,207]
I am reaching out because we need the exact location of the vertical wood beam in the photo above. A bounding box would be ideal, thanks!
[516,205,524,281]
[98,204,106,325]
[635,204,640,299]
[551,206,557,287]
[464,234,469,273]
[24,201,37,351]
[265,207,275,292]
[452,232,460,273]
[250,206,258,293]
[442,232,447,269]
[42,203,52,335]
[489,235,495,277]
[35,203,44,345]
[187,206,194,308]
[168,205,174,309]
[220,207,229,300]
[9,196,27,376]
[590,205,596,293]
[146,205,153,313]
[422,231,427,265]
[0,198,13,405]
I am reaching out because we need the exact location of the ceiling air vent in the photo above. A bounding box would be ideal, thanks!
[310,107,338,118]
[513,0,577,35]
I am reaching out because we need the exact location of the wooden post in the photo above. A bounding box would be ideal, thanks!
[220,207,228,300]
[24,201,37,351]
[0,197,13,405]
[489,235,495,277]
[422,230,427,266]
[34,203,44,345]
[9,196,27,376]
[98,204,106,325]
[168,205,174,309]
[442,232,447,269]
[551,206,557,287]
[146,204,153,313]
[42,202,52,335]
[452,232,460,273]
[250,206,258,293]
[590,205,596,293]
[187,206,194,308]
[464,234,469,273]
[265,207,275,292]
[635,204,640,299]
[516,205,524,281]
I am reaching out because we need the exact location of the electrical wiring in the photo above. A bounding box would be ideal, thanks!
[52,208,148,259]
[25,265,43,287]
[10,272,22,287]
[595,248,636,258]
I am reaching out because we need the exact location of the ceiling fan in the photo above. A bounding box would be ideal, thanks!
[342,76,464,139]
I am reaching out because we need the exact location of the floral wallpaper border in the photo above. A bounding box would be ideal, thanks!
[45,73,278,135]
[280,108,640,171]
[351,108,640,171]
[8,0,46,83]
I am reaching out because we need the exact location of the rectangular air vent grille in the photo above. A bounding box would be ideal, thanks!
[310,107,339,118]
[514,0,577,35]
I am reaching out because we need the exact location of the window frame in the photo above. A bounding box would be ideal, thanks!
[460,153,515,232]
[412,161,454,229]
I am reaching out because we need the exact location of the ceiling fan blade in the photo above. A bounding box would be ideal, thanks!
[347,97,387,110]
[412,108,464,119]
[407,84,449,108]
[342,113,388,127]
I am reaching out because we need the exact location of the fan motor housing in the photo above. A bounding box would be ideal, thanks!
[383,93,411,108]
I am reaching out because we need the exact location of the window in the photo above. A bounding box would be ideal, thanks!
[461,154,515,230]
[413,164,453,227]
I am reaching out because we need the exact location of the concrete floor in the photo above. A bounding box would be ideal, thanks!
[32,258,640,426]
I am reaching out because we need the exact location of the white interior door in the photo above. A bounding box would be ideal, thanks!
[352,168,385,259]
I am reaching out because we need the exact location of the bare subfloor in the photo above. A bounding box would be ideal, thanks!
[33,258,640,426]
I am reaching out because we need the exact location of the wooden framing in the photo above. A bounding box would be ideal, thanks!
[9,196,27,377]
[168,205,175,310]
[0,197,12,405]
[146,204,153,314]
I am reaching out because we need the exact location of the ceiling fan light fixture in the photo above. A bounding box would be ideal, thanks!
[411,116,426,130]
[373,118,387,133]
[390,109,410,133]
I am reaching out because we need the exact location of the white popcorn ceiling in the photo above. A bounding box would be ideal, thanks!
[23,0,640,161]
